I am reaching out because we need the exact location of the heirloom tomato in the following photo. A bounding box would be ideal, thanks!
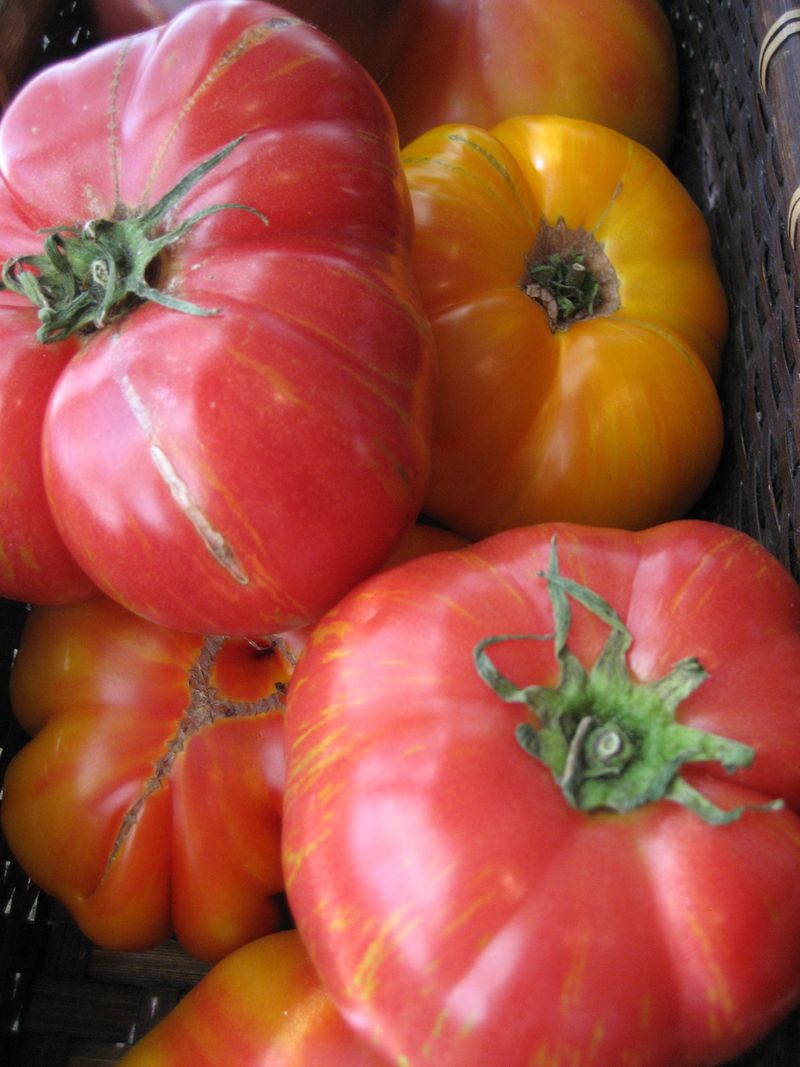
[0,0,433,633]
[381,0,679,156]
[282,520,800,1067]
[402,115,727,538]
[87,0,417,83]
[2,591,292,961]
[118,929,387,1066]
[0,521,462,961]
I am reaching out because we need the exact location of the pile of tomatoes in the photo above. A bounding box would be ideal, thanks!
[2,3,800,1065]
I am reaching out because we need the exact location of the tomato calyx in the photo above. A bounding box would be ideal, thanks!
[0,135,268,343]
[474,538,783,825]
[520,218,620,330]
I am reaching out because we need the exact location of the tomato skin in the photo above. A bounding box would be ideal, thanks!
[282,521,800,1067]
[402,116,727,537]
[0,1,433,634]
[382,0,678,157]
[117,929,388,1066]
[2,593,291,961]
[0,181,94,604]
[0,312,95,603]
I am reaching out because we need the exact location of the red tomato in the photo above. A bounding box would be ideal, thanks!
[282,521,800,1066]
[117,929,387,1066]
[87,0,417,83]
[0,0,433,634]
[381,0,679,157]
[0,304,95,604]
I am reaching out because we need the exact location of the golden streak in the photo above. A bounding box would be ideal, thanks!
[351,905,420,1002]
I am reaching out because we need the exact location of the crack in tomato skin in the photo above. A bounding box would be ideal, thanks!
[112,355,250,587]
[104,633,292,874]
[148,443,249,585]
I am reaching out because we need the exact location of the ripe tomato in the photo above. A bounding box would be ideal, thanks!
[117,929,387,1066]
[282,521,800,1067]
[2,593,291,961]
[87,0,417,83]
[0,0,433,634]
[0,521,463,961]
[380,0,679,156]
[402,115,727,537]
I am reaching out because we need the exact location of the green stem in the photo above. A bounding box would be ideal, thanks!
[1,136,268,343]
[474,538,783,825]
[524,250,600,324]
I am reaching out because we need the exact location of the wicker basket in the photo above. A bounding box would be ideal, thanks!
[1,1,800,1064]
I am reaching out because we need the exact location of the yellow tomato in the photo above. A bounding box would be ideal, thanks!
[403,116,728,536]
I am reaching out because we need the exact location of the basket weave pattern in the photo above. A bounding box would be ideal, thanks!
[665,0,800,582]
[1,1,800,1064]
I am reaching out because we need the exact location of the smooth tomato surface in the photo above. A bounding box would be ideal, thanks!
[381,0,679,156]
[403,116,727,537]
[282,521,800,1067]
[0,0,433,633]
[118,929,388,1066]
[87,0,417,82]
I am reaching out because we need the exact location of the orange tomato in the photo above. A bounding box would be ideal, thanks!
[2,594,291,962]
[0,521,464,961]
[118,929,387,1066]
[403,116,728,537]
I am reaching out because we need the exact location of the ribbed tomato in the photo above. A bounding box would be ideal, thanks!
[0,0,433,633]
[282,520,800,1067]
[402,115,727,537]
[2,593,291,961]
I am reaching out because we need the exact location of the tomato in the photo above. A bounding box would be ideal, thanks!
[87,0,418,83]
[1,592,291,961]
[0,521,462,961]
[401,115,727,538]
[282,520,800,1067]
[380,0,679,156]
[117,929,387,1066]
[0,0,433,634]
